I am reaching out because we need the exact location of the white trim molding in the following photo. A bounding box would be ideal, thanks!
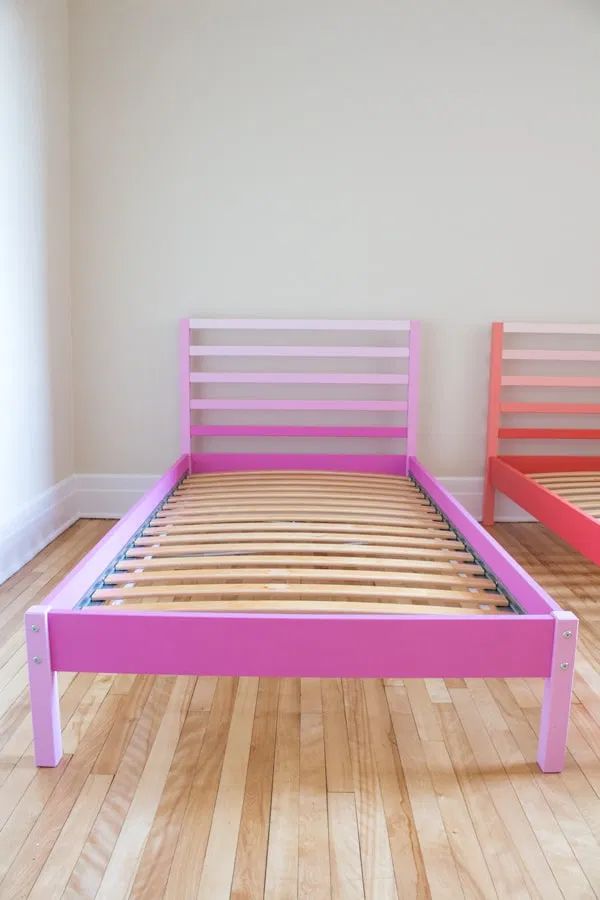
[0,476,79,585]
[0,472,534,586]
[75,473,159,519]
[438,476,535,523]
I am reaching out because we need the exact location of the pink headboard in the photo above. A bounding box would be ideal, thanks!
[180,318,420,471]
[487,321,600,458]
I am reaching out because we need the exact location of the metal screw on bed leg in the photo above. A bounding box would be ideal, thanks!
[31,624,40,633]
[559,662,569,670]
[562,630,572,638]
[33,656,42,665]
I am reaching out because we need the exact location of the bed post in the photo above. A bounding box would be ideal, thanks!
[25,605,62,767]
[482,322,503,525]
[405,320,420,473]
[537,610,578,773]
[180,318,192,469]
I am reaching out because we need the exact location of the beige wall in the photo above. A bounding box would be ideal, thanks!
[69,0,600,476]
[0,0,72,526]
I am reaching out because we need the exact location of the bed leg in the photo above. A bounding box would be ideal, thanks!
[25,605,62,767]
[537,611,578,773]
[482,466,495,526]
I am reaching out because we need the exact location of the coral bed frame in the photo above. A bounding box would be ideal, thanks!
[484,321,600,565]
[26,318,577,772]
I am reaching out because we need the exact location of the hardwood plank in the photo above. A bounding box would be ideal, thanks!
[389,711,464,897]
[164,678,239,899]
[63,677,176,899]
[0,693,119,896]
[231,679,280,900]
[128,711,209,900]
[264,679,301,899]
[28,773,112,900]
[62,673,114,755]
[95,677,195,900]
[321,680,353,793]
[362,680,429,897]
[299,711,331,899]
[438,703,531,897]
[450,687,563,898]
[328,793,366,900]
[197,678,259,899]
[342,679,398,900]
[422,738,498,897]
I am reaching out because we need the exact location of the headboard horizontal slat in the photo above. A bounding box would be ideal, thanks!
[503,323,600,334]
[190,425,409,439]
[190,399,409,412]
[190,345,409,358]
[189,372,409,385]
[189,318,411,331]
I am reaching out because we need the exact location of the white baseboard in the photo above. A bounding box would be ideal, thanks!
[0,471,534,586]
[0,476,79,585]
[438,476,534,523]
[75,473,159,518]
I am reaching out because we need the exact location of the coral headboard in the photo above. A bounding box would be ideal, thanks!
[180,318,420,474]
[486,321,600,462]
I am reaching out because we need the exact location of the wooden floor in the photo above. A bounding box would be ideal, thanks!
[0,520,599,899]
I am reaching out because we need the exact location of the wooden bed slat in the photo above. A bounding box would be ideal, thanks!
[166,485,430,508]
[134,531,460,549]
[125,542,474,561]
[115,554,486,574]
[93,582,503,605]
[99,599,491,615]
[532,486,600,497]
[155,508,443,525]
[531,473,600,483]
[145,519,450,537]
[173,484,425,500]
[96,468,511,617]
[528,472,600,517]
[104,568,495,590]
[186,469,412,482]
[161,501,433,518]
[181,469,416,490]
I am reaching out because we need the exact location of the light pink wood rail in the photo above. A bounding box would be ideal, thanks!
[503,322,600,334]
[181,318,420,471]
[190,345,410,358]
[190,425,408,438]
[188,318,411,330]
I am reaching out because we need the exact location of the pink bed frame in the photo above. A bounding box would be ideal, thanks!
[483,321,600,565]
[26,318,577,772]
